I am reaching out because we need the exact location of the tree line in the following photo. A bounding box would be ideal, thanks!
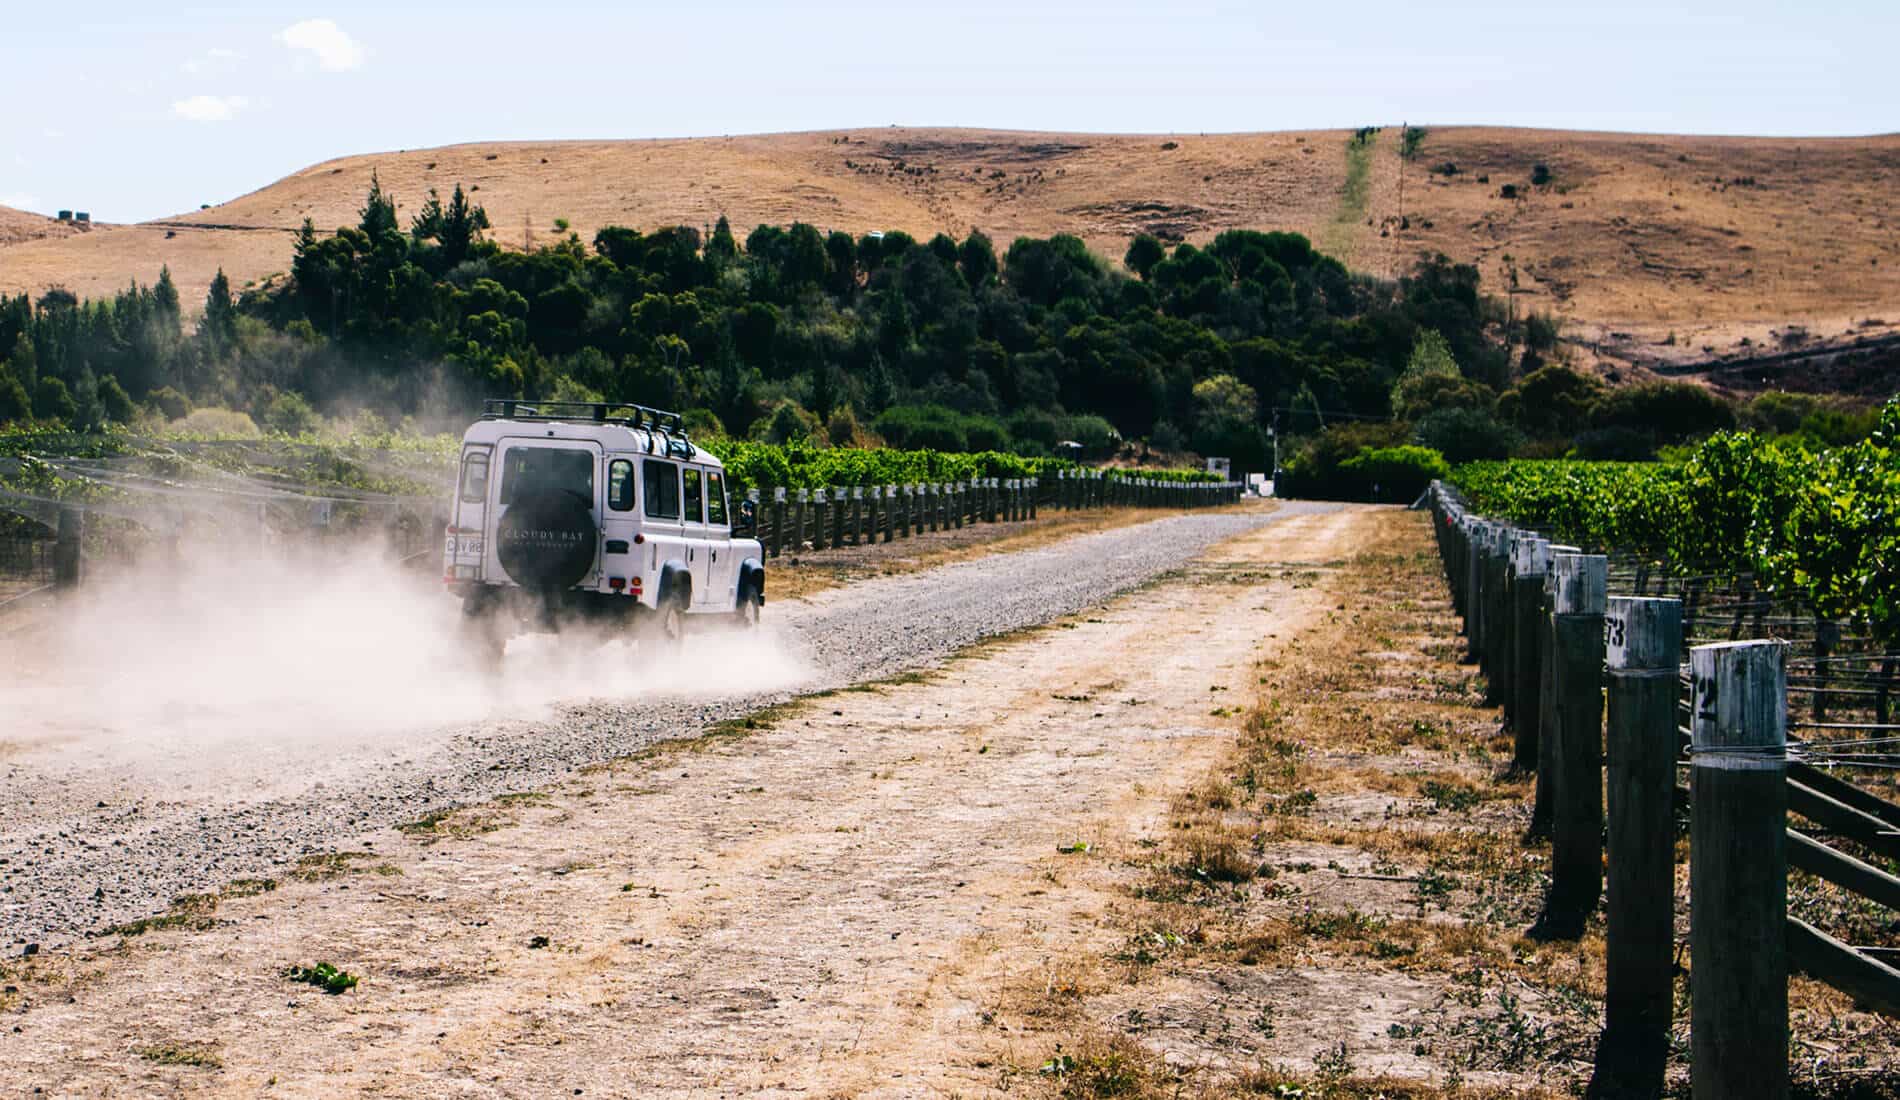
[2,175,1868,495]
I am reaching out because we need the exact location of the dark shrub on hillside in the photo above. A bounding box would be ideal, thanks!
[1498,365,1605,439]
[1574,426,1657,461]
[1592,381,1735,445]
[1414,407,1523,464]
[873,404,968,452]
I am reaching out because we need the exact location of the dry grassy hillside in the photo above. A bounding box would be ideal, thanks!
[1,126,1896,367]
[0,205,84,248]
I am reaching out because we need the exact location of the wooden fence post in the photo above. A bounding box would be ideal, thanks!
[830,487,846,548]
[1592,596,1683,1098]
[1486,527,1516,708]
[1689,640,1789,1100]
[795,488,809,551]
[1538,551,1607,939]
[1029,477,1039,519]
[1531,543,1580,838]
[1512,537,1552,772]
[53,504,84,589]
[771,488,787,558]
[1463,520,1487,659]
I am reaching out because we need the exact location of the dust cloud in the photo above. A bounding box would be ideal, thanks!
[0,546,809,774]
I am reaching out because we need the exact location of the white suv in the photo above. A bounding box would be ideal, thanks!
[443,401,765,655]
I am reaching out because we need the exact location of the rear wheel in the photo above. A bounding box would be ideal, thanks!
[733,585,761,628]
[658,595,687,646]
[461,600,507,672]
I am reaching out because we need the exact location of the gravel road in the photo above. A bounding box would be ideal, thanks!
[0,502,1333,949]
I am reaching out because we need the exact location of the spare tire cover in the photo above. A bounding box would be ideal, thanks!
[497,489,596,590]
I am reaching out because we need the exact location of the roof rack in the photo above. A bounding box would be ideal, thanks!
[481,399,686,435]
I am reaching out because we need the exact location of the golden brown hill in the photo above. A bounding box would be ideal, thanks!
[0,205,84,248]
[1,127,1896,367]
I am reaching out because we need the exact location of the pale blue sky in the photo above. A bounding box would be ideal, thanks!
[3,1,1893,222]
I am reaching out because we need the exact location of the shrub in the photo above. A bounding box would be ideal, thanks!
[1339,445,1449,502]
[1592,381,1735,445]
[171,406,262,438]
[1278,421,1409,499]
[1058,414,1120,457]
[1006,407,1060,450]
[873,404,966,452]
[679,408,724,439]
[823,404,879,448]
[262,391,322,435]
[1414,407,1522,463]
[32,377,76,423]
[1497,365,1604,439]
[147,385,192,421]
[0,367,31,424]
[752,399,822,445]
[1531,163,1552,186]
[97,376,136,424]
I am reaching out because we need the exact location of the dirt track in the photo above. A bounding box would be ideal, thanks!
[0,504,1372,1097]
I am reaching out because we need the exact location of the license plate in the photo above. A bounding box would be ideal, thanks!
[456,536,484,556]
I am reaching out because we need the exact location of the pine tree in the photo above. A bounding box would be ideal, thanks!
[153,266,181,326]
[358,171,398,240]
[707,215,738,261]
[201,268,238,351]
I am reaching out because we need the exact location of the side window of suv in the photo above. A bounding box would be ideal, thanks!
[706,471,728,527]
[608,459,634,511]
[642,459,679,519]
[682,467,704,524]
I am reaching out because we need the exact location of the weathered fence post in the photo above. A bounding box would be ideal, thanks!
[828,487,844,548]
[771,488,787,557]
[53,504,84,589]
[1029,477,1039,519]
[1486,527,1515,708]
[1511,537,1551,771]
[1538,551,1607,939]
[1592,596,1683,1099]
[1465,520,1489,658]
[1531,543,1580,838]
[795,488,810,551]
[1689,640,1789,1100]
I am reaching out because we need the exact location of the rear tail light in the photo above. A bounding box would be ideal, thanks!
[630,577,643,596]
[609,577,625,591]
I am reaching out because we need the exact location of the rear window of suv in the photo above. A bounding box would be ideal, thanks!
[499,446,594,507]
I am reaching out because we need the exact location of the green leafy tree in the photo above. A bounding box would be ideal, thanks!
[96,374,136,423]
[1124,234,1166,280]
[0,365,30,423]
[1497,364,1604,439]
[32,376,76,422]
[957,230,998,289]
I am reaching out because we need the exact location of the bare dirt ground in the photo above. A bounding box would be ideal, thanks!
[4,507,1893,1098]
[4,125,1895,362]
[0,505,1367,1097]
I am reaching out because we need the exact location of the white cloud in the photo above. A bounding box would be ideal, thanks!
[0,192,40,213]
[172,94,249,122]
[276,19,366,71]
